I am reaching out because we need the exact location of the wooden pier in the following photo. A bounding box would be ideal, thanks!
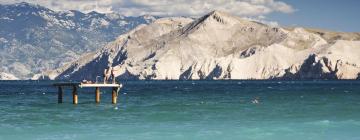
[53,82,122,104]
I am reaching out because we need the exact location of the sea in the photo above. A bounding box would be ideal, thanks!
[0,80,360,140]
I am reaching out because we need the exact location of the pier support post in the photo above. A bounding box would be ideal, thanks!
[95,87,100,103]
[112,87,118,104]
[58,86,63,103]
[72,86,78,104]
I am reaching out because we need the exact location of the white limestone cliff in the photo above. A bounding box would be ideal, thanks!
[0,72,19,80]
[42,11,360,80]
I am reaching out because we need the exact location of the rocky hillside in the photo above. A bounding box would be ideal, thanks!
[42,11,360,80]
[0,2,156,79]
[0,72,19,80]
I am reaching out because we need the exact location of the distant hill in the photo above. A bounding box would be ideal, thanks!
[44,11,360,80]
[0,2,157,79]
[0,72,18,80]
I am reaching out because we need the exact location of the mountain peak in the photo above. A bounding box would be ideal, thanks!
[16,2,33,6]
[181,10,245,34]
[201,10,258,27]
[88,11,103,15]
[41,9,360,80]
[208,10,228,17]
[0,2,158,79]
[5,2,51,13]
[204,10,234,24]
[14,2,41,8]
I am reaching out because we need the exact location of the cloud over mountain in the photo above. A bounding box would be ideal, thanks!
[1,0,295,16]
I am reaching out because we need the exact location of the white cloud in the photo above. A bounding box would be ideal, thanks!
[0,0,295,17]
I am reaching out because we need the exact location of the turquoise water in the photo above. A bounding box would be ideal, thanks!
[1,80,360,140]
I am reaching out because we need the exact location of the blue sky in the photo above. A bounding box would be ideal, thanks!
[1,0,359,32]
[268,0,360,32]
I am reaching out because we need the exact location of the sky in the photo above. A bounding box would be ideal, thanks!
[1,0,359,32]
[268,0,360,32]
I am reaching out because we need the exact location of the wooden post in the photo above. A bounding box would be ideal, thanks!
[112,87,118,104]
[58,86,63,103]
[72,86,78,104]
[95,87,100,103]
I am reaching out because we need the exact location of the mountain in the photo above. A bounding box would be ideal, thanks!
[40,11,360,80]
[0,2,157,79]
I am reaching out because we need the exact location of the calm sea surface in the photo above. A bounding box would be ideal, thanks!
[0,80,360,140]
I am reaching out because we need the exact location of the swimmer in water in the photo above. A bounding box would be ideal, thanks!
[252,97,260,104]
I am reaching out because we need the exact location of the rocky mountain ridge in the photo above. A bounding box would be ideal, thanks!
[0,2,157,79]
[39,11,360,80]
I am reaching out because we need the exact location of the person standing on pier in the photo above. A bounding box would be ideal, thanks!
[103,66,117,84]
[103,67,111,84]
[111,68,116,84]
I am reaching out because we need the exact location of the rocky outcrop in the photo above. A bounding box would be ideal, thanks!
[43,11,360,80]
[0,72,19,80]
[283,54,340,79]
[282,40,360,80]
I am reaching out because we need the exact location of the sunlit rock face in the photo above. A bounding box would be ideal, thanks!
[46,11,360,80]
[0,72,19,80]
